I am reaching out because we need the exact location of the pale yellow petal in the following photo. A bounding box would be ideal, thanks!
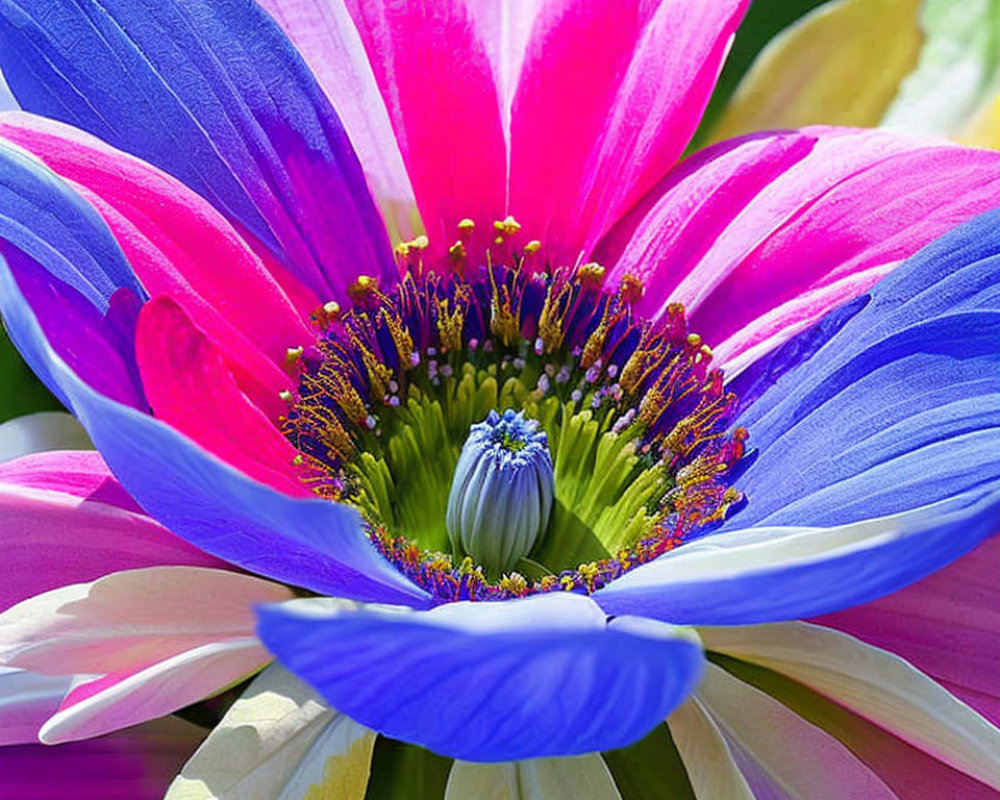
[707,0,922,145]
[666,697,754,800]
[444,754,622,800]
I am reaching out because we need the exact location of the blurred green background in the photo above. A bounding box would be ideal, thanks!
[0,0,838,424]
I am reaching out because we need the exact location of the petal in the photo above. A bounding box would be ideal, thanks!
[256,593,704,762]
[509,0,749,262]
[0,0,395,302]
[0,253,430,607]
[594,490,1000,624]
[0,136,143,307]
[695,653,1000,799]
[0,111,313,414]
[257,0,417,241]
[42,638,269,744]
[706,0,922,144]
[0,67,15,111]
[166,663,374,800]
[444,755,623,800]
[0,716,206,800]
[0,411,91,462]
[0,566,291,676]
[599,127,1000,370]
[135,297,309,497]
[680,663,898,800]
[344,0,506,246]
[0,667,72,746]
[702,622,1000,792]
[0,454,226,612]
[665,697,754,800]
[815,534,1000,727]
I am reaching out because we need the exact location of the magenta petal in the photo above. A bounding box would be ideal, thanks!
[0,451,226,612]
[815,535,1000,728]
[509,0,749,264]
[604,127,1000,369]
[134,297,311,498]
[345,0,506,247]
[0,716,205,800]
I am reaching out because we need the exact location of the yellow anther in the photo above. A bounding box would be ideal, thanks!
[348,275,379,304]
[494,236,504,245]
[620,274,645,304]
[285,346,304,366]
[577,262,606,289]
[449,240,467,261]
[323,300,341,319]
[292,454,304,465]
[279,389,294,403]
[410,235,429,250]
[523,239,541,254]
[493,215,522,236]
[457,218,476,234]
[686,333,702,348]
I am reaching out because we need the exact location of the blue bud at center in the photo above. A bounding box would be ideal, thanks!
[446,409,554,575]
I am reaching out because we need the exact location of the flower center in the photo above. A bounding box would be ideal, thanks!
[280,220,746,602]
[446,409,554,576]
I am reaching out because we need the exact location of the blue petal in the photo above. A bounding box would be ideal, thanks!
[596,487,1000,624]
[0,0,395,302]
[0,251,430,608]
[256,593,704,762]
[0,137,143,309]
[597,207,1000,624]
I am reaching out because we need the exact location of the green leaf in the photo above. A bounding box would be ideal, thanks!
[882,0,1000,138]
[0,325,62,423]
[602,724,696,800]
[364,739,452,800]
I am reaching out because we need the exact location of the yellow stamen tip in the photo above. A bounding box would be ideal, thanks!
[285,345,304,366]
[449,240,467,260]
[279,389,294,403]
[457,218,476,232]
[523,239,541,254]
[493,215,522,236]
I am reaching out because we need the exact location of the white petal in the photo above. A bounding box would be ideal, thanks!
[445,754,622,800]
[0,666,72,745]
[167,664,373,800]
[700,621,1000,790]
[0,411,91,462]
[0,67,16,111]
[666,697,754,800]
[691,663,897,800]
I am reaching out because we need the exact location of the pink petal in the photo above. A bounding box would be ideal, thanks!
[0,452,226,612]
[509,0,749,265]
[0,113,314,418]
[134,297,310,498]
[41,639,270,743]
[0,566,291,677]
[258,0,417,240]
[602,127,1000,367]
[344,0,506,249]
[0,565,290,743]
[0,716,206,800]
[816,535,1000,729]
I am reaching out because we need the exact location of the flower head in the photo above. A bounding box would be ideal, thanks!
[0,0,998,794]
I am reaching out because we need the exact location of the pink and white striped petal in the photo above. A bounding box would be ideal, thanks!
[675,662,898,800]
[0,453,227,612]
[700,622,1000,792]
[0,565,289,742]
[41,638,269,744]
[509,0,749,264]
[0,566,291,677]
[257,0,418,242]
[344,0,506,250]
[815,535,1000,728]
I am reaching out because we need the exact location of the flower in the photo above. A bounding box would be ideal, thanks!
[0,0,999,796]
